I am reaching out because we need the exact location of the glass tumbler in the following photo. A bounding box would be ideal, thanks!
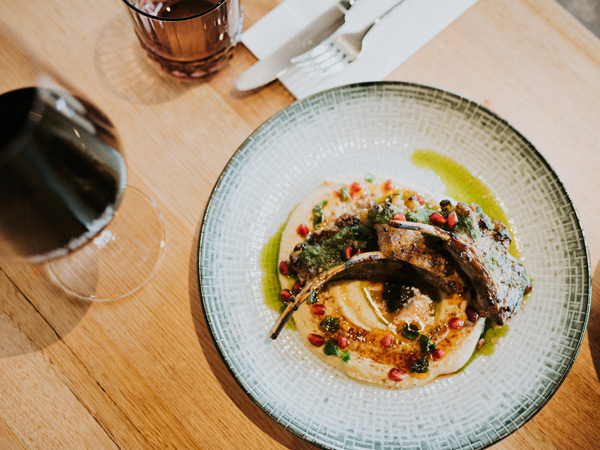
[121,0,243,78]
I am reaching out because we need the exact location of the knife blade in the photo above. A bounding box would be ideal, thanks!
[234,0,356,92]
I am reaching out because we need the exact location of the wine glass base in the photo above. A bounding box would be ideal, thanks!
[46,186,165,301]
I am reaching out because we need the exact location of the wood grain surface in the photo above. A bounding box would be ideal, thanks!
[1,0,599,448]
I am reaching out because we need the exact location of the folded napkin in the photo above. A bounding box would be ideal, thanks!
[241,0,478,99]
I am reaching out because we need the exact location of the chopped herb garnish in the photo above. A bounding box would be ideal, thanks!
[312,200,328,229]
[307,291,318,304]
[339,187,350,202]
[298,224,377,272]
[367,202,399,226]
[341,350,351,363]
[320,317,341,333]
[455,204,479,238]
[401,323,419,340]
[365,173,375,183]
[324,339,340,356]
[419,334,437,353]
[406,207,437,224]
[410,355,430,373]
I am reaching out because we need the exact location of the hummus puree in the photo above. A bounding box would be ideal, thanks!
[278,177,485,388]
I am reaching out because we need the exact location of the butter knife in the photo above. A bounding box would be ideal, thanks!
[234,0,357,92]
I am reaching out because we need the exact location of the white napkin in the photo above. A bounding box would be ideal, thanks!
[241,0,478,99]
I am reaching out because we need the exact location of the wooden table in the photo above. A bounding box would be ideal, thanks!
[1,0,599,448]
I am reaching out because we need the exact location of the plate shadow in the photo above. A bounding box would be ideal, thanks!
[188,216,318,450]
[587,261,600,379]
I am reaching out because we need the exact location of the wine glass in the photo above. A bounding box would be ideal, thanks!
[0,25,165,301]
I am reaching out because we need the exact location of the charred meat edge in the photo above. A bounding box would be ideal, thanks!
[374,224,466,295]
[388,219,530,325]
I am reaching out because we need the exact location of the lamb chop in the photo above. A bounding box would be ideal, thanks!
[270,200,531,339]
[388,201,531,325]
[374,224,466,295]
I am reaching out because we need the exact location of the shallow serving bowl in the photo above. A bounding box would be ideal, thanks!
[198,82,590,449]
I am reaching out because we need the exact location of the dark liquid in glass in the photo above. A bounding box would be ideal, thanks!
[155,0,219,18]
[0,87,126,262]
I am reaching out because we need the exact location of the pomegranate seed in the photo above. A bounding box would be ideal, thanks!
[447,211,458,229]
[336,335,349,349]
[349,182,362,197]
[342,244,355,261]
[406,354,417,367]
[432,348,445,360]
[392,213,406,221]
[388,368,405,382]
[384,179,394,191]
[466,307,479,322]
[524,285,533,294]
[380,334,394,348]
[279,260,290,276]
[449,317,464,330]
[477,338,486,350]
[307,334,324,347]
[297,223,309,238]
[311,304,326,315]
[279,289,292,303]
[430,211,446,226]
[292,280,302,293]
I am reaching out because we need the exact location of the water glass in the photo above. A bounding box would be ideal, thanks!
[121,0,243,78]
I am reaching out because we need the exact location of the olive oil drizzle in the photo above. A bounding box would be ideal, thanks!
[260,217,296,329]
[360,283,391,326]
[460,322,510,370]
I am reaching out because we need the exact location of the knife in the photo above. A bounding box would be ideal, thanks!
[234,0,357,92]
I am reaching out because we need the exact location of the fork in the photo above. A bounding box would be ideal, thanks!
[292,0,406,75]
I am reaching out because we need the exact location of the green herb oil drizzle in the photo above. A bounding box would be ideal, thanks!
[460,322,510,370]
[260,218,295,330]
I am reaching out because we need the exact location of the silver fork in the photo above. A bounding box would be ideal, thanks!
[292,0,406,75]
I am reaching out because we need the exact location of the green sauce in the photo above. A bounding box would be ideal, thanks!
[299,224,376,272]
[405,207,437,224]
[411,149,520,257]
[260,219,295,330]
[460,322,510,370]
[367,202,398,225]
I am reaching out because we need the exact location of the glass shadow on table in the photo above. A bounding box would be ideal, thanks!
[94,13,194,105]
[0,264,92,358]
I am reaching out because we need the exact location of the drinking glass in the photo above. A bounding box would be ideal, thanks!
[121,0,243,78]
[0,25,165,301]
